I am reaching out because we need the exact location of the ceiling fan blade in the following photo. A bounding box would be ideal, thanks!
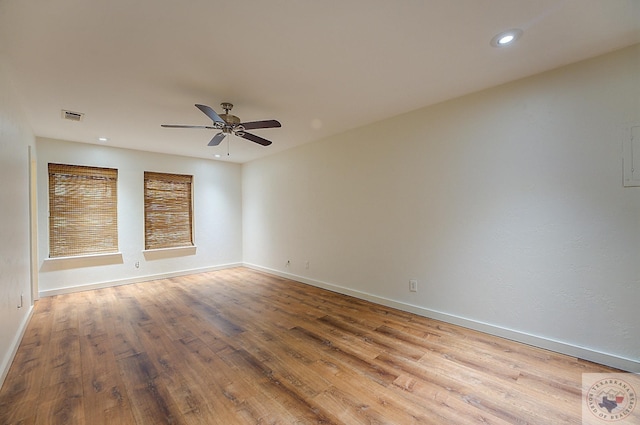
[161,124,216,129]
[240,120,281,130]
[195,104,224,123]
[208,132,226,146]
[240,132,272,146]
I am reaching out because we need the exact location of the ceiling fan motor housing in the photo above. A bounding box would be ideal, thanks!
[220,113,241,125]
[217,103,243,135]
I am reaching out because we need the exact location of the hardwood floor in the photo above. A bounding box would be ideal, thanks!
[0,267,623,424]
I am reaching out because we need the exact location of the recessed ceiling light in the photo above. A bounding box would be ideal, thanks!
[97,137,109,142]
[491,29,523,47]
[214,154,221,158]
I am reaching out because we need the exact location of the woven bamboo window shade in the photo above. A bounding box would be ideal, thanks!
[144,172,194,250]
[48,163,118,258]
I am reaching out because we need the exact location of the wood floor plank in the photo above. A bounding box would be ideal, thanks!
[0,298,54,425]
[33,295,85,425]
[34,379,85,425]
[178,336,278,423]
[77,292,136,425]
[0,267,629,424]
[117,351,183,425]
[219,347,341,424]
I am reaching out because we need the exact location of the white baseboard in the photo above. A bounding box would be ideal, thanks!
[0,304,34,389]
[244,263,640,373]
[38,262,243,297]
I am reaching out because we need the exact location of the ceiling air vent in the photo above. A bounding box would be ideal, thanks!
[61,109,84,122]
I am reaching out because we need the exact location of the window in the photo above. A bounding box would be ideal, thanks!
[144,172,193,250]
[48,163,118,257]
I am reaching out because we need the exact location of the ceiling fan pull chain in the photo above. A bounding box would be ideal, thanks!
[227,135,230,156]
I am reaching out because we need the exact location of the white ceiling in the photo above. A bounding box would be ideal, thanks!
[1,0,639,163]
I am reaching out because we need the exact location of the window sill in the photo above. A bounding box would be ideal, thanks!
[41,252,124,271]
[143,245,197,260]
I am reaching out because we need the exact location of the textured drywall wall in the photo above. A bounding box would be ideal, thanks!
[243,45,640,369]
[0,61,35,385]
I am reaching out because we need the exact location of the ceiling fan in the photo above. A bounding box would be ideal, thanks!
[162,102,281,146]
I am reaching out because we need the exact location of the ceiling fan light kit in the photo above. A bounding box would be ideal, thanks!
[162,102,281,148]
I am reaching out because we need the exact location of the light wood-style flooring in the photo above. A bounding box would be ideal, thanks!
[0,267,622,424]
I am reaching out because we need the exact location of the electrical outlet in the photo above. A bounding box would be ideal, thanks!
[135,261,140,269]
[286,260,290,267]
[305,261,309,269]
[409,279,418,292]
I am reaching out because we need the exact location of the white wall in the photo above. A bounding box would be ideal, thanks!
[243,45,640,371]
[36,138,243,295]
[0,61,35,385]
